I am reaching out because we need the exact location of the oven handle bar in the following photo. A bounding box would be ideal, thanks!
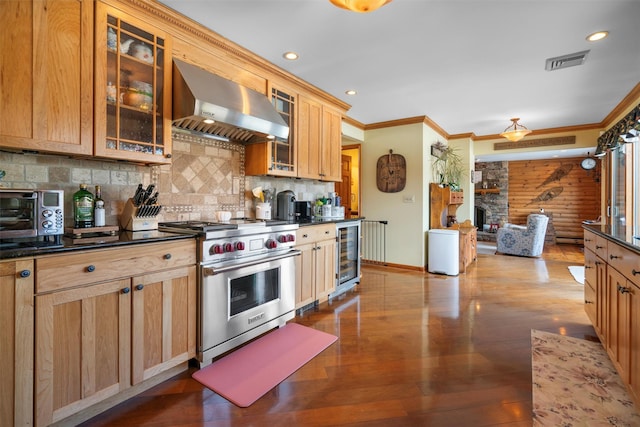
[202,249,301,276]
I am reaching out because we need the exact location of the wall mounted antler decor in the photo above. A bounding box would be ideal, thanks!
[376,149,406,193]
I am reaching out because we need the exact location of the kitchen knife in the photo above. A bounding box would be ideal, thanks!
[133,184,144,206]
[145,192,159,205]
[141,184,155,205]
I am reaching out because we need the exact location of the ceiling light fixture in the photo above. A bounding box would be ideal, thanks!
[329,0,391,13]
[499,118,532,142]
[586,31,609,42]
[345,89,357,95]
[283,52,299,60]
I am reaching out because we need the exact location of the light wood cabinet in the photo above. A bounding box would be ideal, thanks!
[295,224,336,309]
[0,0,93,156]
[35,240,196,426]
[584,227,640,406]
[245,85,297,177]
[297,96,343,181]
[0,258,34,427]
[458,223,477,273]
[94,1,173,164]
[320,105,343,182]
[297,95,323,180]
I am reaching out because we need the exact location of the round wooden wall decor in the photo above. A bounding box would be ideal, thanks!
[376,150,406,193]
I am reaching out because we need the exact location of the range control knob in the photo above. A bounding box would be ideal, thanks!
[223,242,234,253]
[235,241,245,251]
[278,235,288,243]
[286,234,295,242]
[210,244,224,255]
[266,239,278,249]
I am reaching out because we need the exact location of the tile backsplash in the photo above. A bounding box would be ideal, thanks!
[0,131,333,227]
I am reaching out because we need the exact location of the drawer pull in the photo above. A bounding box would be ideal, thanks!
[303,234,309,238]
[86,265,96,272]
[620,286,631,295]
[122,287,130,294]
[633,269,639,276]
[595,261,602,265]
[136,284,144,291]
[609,254,620,260]
[584,300,594,304]
[595,245,603,249]
[19,269,31,278]
[324,231,330,234]
[164,253,172,260]
[584,265,592,269]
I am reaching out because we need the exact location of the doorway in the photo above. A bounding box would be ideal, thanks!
[339,144,361,218]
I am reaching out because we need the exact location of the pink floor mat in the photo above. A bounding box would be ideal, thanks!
[192,323,338,407]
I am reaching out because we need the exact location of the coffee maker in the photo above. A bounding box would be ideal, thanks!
[276,190,296,221]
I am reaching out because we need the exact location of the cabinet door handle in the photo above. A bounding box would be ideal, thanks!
[596,245,604,249]
[19,269,31,278]
[584,238,592,242]
[620,286,631,295]
[632,269,639,276]
[584,265,592,269]
[122,287,130,294]
[609,254,620,260]
[164,253,172,260]
[584,300,594,304]
[86,265,96,272]
[136,284,144,291]
[303,234,309,238]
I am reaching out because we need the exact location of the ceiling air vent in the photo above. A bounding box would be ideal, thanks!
[545,50,590,71]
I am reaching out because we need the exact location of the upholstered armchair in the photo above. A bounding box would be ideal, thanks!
[496,214,549,257]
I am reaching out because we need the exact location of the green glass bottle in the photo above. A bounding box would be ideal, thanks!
[73,183,94,228]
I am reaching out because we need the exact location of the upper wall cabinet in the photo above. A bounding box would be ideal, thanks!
[297,95,343,182]
[94,2,173,164]
[0,0,94,155]
[245,84,297,177]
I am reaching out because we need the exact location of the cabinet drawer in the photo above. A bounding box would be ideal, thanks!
[584,278,596,324]
[594,235,608,260]
[297,224,336,244]
[584,249,597,287]
[608,243,640,284]
[35,240,196,293]
[584,230,597,252]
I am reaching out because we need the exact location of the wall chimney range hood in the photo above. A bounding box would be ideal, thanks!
[172,59,289,142]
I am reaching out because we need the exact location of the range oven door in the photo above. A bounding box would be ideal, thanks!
[199,251,298,361]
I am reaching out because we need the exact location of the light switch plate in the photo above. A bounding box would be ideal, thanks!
[403,195,415,203]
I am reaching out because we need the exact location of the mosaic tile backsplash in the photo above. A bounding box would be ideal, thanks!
[0,131,333,227]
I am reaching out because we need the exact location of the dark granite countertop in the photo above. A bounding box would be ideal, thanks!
[1,230,195,260]
[582,223,640,255]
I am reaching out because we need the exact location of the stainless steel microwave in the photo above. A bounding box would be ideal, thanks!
[0,189,64,238]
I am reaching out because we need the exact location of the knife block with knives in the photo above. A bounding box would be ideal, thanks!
[119,197,163,231]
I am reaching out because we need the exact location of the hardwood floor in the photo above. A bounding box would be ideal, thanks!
[80,244,592,427]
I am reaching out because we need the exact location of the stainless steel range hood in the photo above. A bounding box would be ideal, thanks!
[172,59,289,142]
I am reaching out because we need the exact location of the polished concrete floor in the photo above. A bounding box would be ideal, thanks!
[81,244,592,426]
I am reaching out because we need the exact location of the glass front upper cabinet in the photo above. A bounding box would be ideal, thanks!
[94,3,172,164]
[270,87,296,175]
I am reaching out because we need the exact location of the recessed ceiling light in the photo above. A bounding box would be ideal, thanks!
[345,90,357,96]
[586,31,608,42]
[203,118,215,124]
[283,51,299,60]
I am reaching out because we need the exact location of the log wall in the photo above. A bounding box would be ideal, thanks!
[508,157,601,243]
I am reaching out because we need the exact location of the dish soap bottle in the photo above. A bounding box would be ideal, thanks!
[73,183,94,228]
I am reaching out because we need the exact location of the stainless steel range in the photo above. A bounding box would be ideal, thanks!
[159,220,299,367]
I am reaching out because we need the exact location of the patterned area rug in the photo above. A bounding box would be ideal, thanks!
[531,330,640,426]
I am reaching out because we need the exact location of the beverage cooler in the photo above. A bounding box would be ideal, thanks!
[332,220,362,298]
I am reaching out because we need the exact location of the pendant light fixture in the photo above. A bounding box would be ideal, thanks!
[499,118,532,142]
[329,0,392,13]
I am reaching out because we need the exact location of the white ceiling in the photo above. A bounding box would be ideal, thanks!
[158,0,640,160]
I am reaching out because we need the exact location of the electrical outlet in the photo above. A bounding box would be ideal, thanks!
[403,195,415,203]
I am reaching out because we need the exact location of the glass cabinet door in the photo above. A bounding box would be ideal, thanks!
[270,87,296,175]
[610,145,628,234]
[95,4,172,164]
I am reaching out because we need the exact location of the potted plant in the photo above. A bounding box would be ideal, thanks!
[431,143,465,191]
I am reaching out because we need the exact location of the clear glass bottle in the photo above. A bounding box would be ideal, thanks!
[94,185,105,227]
[73,183,94,228]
